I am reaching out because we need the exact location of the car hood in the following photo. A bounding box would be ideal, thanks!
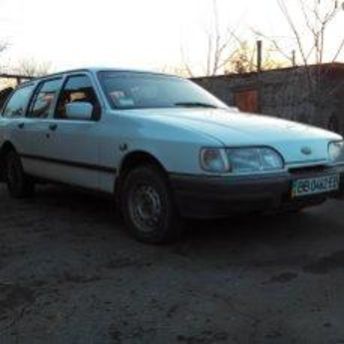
[124,108,342,165]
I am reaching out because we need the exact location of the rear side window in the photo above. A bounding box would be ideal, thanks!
[2,85,35,118]
[28,79,63,118]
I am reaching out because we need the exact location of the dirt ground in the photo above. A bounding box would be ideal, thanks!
[0,184,344,344]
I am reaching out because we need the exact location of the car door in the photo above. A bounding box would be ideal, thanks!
[38,74,102,190]
[17,78,64,177]
[0,82,36,160]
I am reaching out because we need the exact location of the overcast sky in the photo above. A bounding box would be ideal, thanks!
[0,0,343,75]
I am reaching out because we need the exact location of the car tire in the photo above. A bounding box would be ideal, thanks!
[121,164,183,244]
[5,150,35,198]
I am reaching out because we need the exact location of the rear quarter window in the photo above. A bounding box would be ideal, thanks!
[2,84,35,118]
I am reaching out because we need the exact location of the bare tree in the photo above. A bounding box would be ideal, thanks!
[182,0,240,76]
[0,12,9,70]
[225,40,288,74]
[158,64,192,78]
[0,19,8,56]
[0,33,9,73]
[14,58,53,77]
[0,41,8,74]
[0,42,7,55]
[276,0,344,106]
[254,1,343,67]
[253,0,344,133]
[279,0,343,65]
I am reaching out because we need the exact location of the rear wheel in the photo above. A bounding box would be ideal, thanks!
[121,165,182,244]
[5,151,35,198]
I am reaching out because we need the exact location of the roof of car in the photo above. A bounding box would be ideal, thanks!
[32,67,175,80]
[15,68,181,89]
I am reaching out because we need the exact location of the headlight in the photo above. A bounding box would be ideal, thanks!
[226,147,284,173]
[200,147,284,174]
[329,141,344,164]
[200,148,230,173]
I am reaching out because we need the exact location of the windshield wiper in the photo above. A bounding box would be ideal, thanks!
[174,102,218,109]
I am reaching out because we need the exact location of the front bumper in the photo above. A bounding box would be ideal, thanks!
[170,166,344,219]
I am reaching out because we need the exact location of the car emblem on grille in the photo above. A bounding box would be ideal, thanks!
[301,147,312,155]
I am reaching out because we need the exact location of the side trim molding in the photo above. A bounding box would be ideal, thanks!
[20,153,117,174]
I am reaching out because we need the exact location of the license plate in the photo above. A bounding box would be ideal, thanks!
[292,174,340,198]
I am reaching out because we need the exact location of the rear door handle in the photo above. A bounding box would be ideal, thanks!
[49,123,58,131]
[18,122,25,129]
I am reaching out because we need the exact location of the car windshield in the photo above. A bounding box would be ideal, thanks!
[98,71,227,110]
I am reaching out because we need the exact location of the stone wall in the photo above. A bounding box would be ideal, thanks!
[193,63,344,135]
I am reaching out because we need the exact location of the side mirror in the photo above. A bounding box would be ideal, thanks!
[65,102,93,120]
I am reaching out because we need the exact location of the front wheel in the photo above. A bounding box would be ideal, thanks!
[120,165,182,244]
[5,151,35,198]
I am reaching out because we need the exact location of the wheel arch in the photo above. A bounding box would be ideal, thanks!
[114,150,168,200]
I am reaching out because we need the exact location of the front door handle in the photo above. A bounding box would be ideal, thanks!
[18,122,25,129]
[49,123,58,131]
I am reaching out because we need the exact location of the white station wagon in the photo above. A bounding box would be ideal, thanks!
[0,68,343,243]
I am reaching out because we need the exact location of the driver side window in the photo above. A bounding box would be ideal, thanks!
[55,75,100,120]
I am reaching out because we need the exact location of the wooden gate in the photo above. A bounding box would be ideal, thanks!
[234,89,259,113]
